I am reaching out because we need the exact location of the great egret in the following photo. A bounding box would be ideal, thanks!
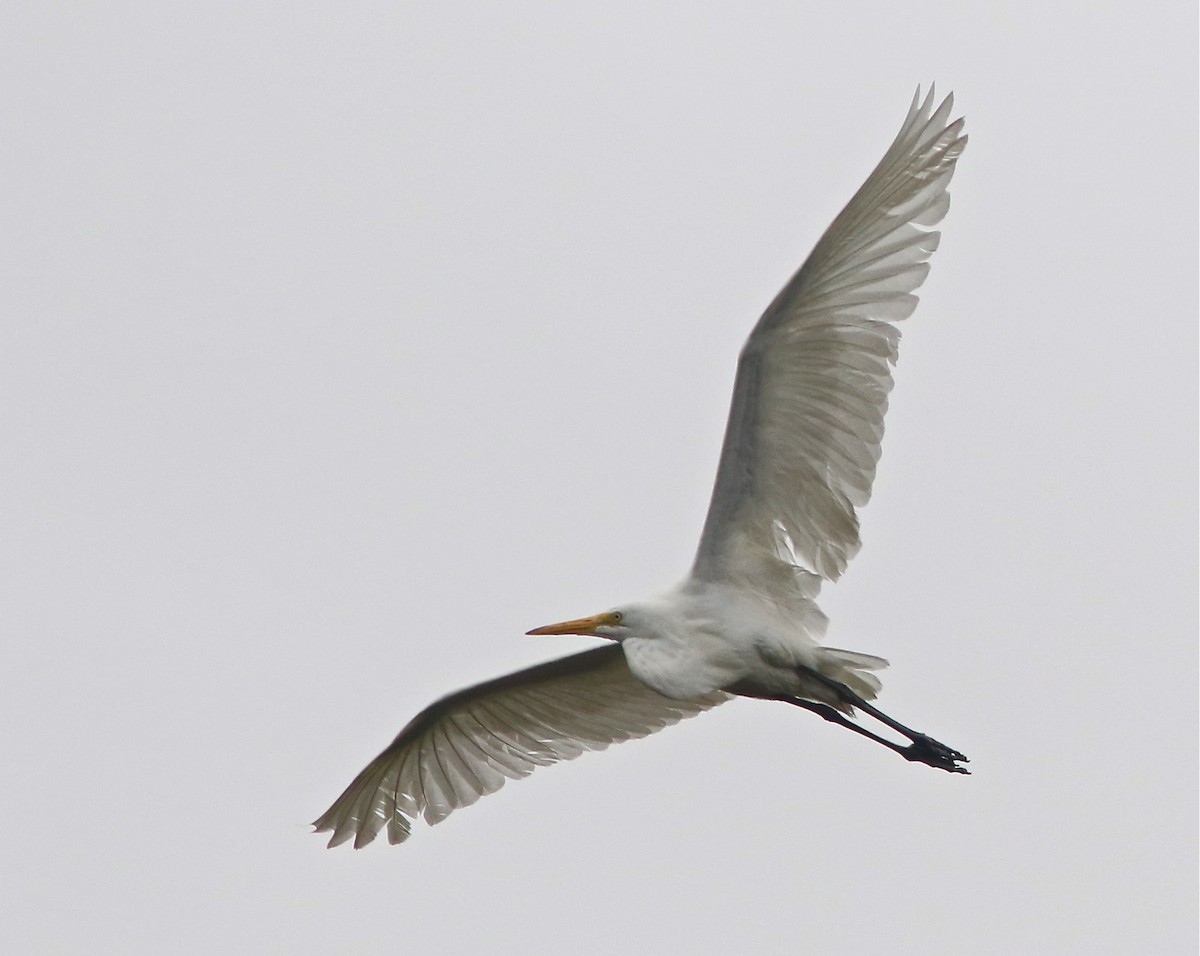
[315,86,968,849]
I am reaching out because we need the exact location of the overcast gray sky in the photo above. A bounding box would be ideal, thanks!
[3,3,1196,954]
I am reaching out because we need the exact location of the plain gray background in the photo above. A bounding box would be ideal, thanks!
[3,3,1196,953]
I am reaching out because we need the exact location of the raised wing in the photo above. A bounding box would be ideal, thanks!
[694,87,966,585]
[314,645,728,847]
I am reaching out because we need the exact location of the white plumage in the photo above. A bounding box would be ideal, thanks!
[315,87,968,849]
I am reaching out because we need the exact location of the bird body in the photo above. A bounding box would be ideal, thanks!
[609,580,881,707]
[315,87,969,849]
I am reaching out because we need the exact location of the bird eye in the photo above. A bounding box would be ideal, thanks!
[611,612,623,624]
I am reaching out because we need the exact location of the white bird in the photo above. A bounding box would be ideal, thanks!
[315,87,968,849]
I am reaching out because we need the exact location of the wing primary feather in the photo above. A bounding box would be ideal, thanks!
[313,645,727,847]
[693,87,966,588]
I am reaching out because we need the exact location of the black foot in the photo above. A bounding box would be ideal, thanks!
[903,733,970,774]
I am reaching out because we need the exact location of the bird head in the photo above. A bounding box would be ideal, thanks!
[526,609,629,641]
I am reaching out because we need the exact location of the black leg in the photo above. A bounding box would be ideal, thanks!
[783,695,969,774]
[786,670,971,775]
[785,697,919,757]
